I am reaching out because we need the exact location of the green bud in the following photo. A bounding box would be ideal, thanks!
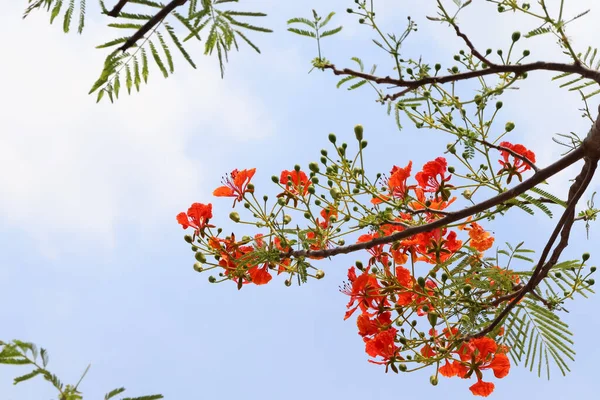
[330,187,342,200]
[555,272,562,278]
[582,252,591,261]
[505,121,515,132]
[430,375,439,386]
[285,279,292,287]
[448,166,455,173]
[229,212,241,223]
[427,312,438,326]
[399,364,408,372]
[447,144,456,154]
[283,215,292,225]
[184,234,193,244]
[441,273,448,282]
[361,140,368,149]
[194,252,206,263]
[435,63,441,71]
[315,270,325,279]
[191,245,198,252]
[511,31,521,42]
[452,66,459,73]
[463,284,472,293]
[523,49,530,56]
[587,279,595,286]
[320,156,327,165]
[309,162,320,173]
[417,277,426,288]
[496,101,503,109]
[356,261,364,270]
[328,133,337,143]
[294,164,301,172]
[590,266,596,273]
[304,212,311,219]
[346,8,353,13]
[463,190,473,200]
[277,198,286,206]
[354,124,364,141]
[358,18,365,24]
[271,175,279,183]
[208,276,216,283]
[193,262,204,272]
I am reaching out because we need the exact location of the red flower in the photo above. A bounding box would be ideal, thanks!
[177,203,214,236]
[280,169,311,196]
[372,161,412,204]
[498,142,536,183]
[357,312,392,337]
[248,264,272,285]
[357,233,389,268]
[469,380,495,397]
[214,168,256,205]
[341,267,387,320]
[415,157,452,200]
[364,328,399,364]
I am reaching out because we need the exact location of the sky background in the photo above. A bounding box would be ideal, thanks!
[1,0,600,399]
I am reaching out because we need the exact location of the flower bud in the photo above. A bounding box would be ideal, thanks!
[446,144,456,154]
[462,190,472,200]
[587,279,595,285]
[294,164,301,172]
[361,140,368,149]
[523,49,530,56]
[193,262,204,272]
[441,273,448,282]
[195,252,207,263]
[283,215,292,225]
[430,376,438,386]
[435,63,441,71]
[427,312,438,326]
[417,277,426,288]
[590,266,596,273]
[330,187,342,200]
[309,162,320,173]
[304,212,311,219]
[316,270,325,279]
[356,261,364,270]
[184,234,193,244]
[285,279,292,287]
[511,31,521,42]
[496,101,503,109]
[229,212,241,222]
[448,166,455,173]
[582,252,590,261]
[354,124,364,141]
[208,276,216,283]
[505,121,515,132]
[328,133,337,143]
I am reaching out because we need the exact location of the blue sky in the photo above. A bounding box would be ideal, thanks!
[1,1,600,399]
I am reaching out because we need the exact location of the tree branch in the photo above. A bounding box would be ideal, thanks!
[323,62,600,102]
[117,0,188,53]
[470,158,596,339]
[107,0,131,17]
[288,146,585,260]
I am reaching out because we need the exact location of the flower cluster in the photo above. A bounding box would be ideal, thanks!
[176,135,543,396]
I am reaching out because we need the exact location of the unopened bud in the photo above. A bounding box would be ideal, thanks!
[193,262,204,272]
[582,252,591,261]
[283,215,292,225]
[505,121,515,132]
[328,133,337,143]
[195,252,207,263]
[511,31,521,42]
[184,234,193,244]
[354,124,364,141]
[229,212,241,222]
[430,375,438,386]
[316,270,325,279]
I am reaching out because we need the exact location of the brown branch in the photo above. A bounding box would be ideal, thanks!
[117,0,188,53]
[452,24,494,67]
[107,0,131,17]
[288,146,585,260]
[323,62,600,102]
[471,158,596,339]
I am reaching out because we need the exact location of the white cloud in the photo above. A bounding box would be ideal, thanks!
[0,5,275,257]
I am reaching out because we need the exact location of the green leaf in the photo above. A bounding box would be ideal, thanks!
[105,387,126,400]
[62,0,74,33]
[14,369,43,385]
[141,47,149,83]
[96,37,129,49]
[50,0,64,24]
[157,31,174,73]
[287,17,316,29]
[320,26,343,38]
[287,28,316,38]
[165,23,196,68]
[234,29,261,53]
[318,11,336,28]
[149,41,168,78]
